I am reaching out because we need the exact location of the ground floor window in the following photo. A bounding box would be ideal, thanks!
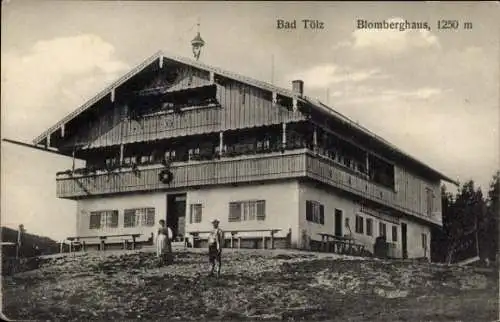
[379,222,387,237]
[392,225,398,242]
[229,200,266,222]
[89,210,118,229]
[189,204,203,223]
[124,208,155,227]
[422,233,428,249]
[306,200,324,225]
[366,218,373,236]
[355,215,364,234]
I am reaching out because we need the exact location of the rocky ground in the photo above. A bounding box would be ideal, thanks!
[2,249,498,321]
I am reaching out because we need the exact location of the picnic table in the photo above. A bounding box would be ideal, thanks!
[188,229,282,249]
[318,232,366,256]
[65,234,142,252]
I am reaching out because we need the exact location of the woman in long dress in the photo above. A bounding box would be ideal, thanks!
[156,219,171,266]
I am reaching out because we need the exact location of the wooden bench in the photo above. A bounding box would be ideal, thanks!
[66,234,142,252]
[188,229,282,249]
[318,233,366,256]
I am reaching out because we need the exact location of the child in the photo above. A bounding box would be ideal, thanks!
[208,219,223,277]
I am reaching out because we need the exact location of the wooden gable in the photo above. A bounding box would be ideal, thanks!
[54,58,305,152]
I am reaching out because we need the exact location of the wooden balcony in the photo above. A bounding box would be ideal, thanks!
[56,149,441,225]
[56,149,308,199]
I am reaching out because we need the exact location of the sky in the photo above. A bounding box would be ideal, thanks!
[1,1,498,241]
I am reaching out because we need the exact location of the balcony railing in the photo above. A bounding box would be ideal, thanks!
[56,149,441,225]
[56,149,308,198]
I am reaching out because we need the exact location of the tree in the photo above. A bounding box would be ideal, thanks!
[444,180,487,264]
[483,171,499,261]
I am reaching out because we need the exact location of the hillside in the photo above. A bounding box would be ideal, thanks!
[1,226,59,258]
[2,249,498,321]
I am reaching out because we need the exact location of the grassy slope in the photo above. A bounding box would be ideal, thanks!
[2,250,498,321]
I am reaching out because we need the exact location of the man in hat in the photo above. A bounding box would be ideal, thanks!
[208,219,223,277]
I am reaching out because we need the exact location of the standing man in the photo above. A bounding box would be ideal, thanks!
[208,219,223,277]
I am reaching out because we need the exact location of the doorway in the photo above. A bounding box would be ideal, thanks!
[334,209,343,237]
[401,223,408,259]
[166,193,186,241]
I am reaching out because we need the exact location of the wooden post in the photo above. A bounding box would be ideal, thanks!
[16,225,23,259]
[313,126,318,152]
[282,123,287,150]
[119,144,124,165]
[71,147,76,173]
[270,231,275,249]
[230,232,235,248]
[219,131,224,157]
[238,237,242,249]
[365,153,369,174]
[100,238,105,251]
[60,241,63,254]
[82,241,86,252]
[262,236,266,249]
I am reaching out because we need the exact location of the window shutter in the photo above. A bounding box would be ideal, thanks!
[110,211,119,228]
[89,213,101,229]
[124,209,135,227]
[146,208,155,226]
[229,202,241,222]
[189,204,194,224]
[319,204,324,225]
[196,205,202,223]
[306,201,312,221]
[256,200,266,221]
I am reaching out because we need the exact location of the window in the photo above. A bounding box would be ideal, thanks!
[426,188,434,216]
[228,200,266,222]
[190,204,203,223]
[355,215,364,234]
[379,222,387,237]
[124,208,155,227]
[422,233,428,249]
[366,218,373,236]
[392,225,398,242]
[89,210,118,229]
[89,213,101,229]
[306,200,324,225]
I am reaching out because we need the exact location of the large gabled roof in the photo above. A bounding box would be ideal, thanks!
[33,50,458,185]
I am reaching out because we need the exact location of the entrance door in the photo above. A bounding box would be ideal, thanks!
[401,223,408,259]
[334,209,343,237]
[166,193,186,241]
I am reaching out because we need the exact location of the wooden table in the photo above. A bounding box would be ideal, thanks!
[188,229,282,249]
[66,234,142,252]
[318,233,365,255]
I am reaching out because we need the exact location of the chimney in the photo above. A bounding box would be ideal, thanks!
[292,80,304,97]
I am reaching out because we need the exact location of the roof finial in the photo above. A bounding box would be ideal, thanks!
[191,18,205,61]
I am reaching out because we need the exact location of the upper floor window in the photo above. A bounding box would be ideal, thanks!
[89,210,118,229]
[124,208,155,227]
[306,200,324,225]
[229,200,266,222]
